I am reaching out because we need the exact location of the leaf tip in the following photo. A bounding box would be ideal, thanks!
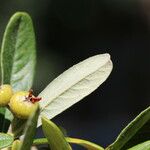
[11,11,31,19]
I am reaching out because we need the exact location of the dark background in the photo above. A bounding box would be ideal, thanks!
[0,0,150,149]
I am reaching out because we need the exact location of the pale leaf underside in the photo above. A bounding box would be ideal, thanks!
[38,54,113,127]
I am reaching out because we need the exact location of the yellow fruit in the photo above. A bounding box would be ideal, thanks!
[0,84,13,106]
[9,91,39,119]
[12,140,21,150]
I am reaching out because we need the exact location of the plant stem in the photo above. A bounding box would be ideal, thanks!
[33,137,104,150]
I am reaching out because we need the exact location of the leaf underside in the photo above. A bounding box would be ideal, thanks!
[38,54,112,126]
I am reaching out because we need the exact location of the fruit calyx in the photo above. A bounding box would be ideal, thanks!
[25,89,42,103]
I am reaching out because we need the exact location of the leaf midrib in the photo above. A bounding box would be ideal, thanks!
[1,16,22,84]
[10,17,22,86]
[40,61,111,112]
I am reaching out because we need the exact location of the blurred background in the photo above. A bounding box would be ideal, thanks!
[0,0,150,149]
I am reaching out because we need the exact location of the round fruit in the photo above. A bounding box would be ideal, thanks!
[0,84,13,106]
[12,140,21,150]
[9,91,40,119]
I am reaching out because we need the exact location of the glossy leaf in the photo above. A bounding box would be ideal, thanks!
[128,141,150,150]
[42,117,72,150]
[106,106,150,150]
[19,106,39,150]
[38,54,112,126]
[0,133,14,149]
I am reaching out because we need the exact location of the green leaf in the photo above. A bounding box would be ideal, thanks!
[0,108,5,116]
[1,12,36,91]
[38,54,112,126]
[19,106,39,150]
[42,117,72,150]
[0,132,14,149]
[106,106,150,150]
[128,141,150,150]
[0,12,36,131]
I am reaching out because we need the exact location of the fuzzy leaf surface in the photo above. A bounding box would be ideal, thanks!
[0,12,36,130]
[1,12,36,91]
[0,133,14,149]
[38,54,112,126]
